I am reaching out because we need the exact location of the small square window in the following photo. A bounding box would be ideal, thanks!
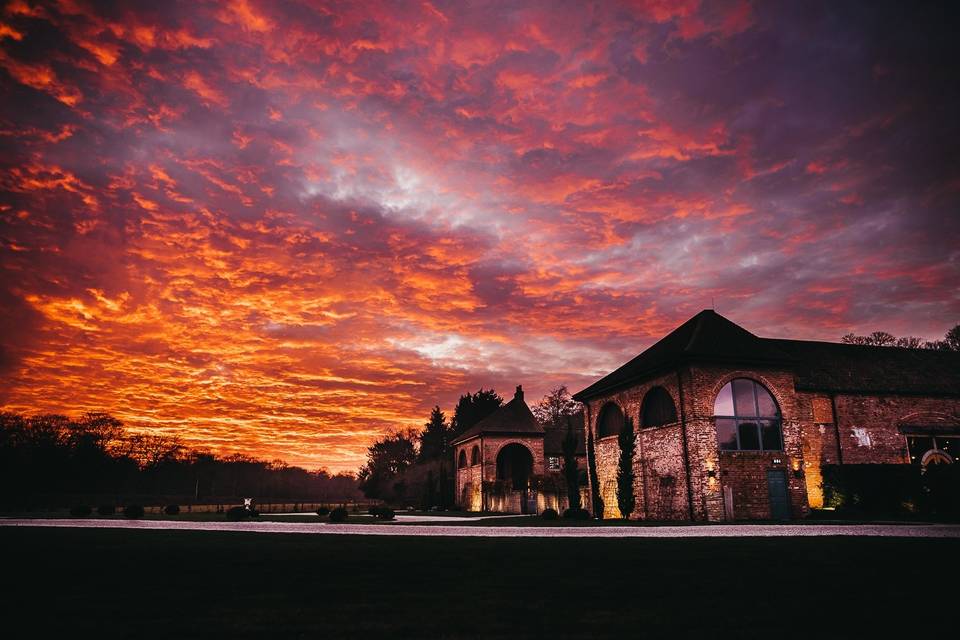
[547,456,561,471]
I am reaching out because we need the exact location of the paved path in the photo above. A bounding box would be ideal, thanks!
[2,518,959,538]
[268,513,532,523]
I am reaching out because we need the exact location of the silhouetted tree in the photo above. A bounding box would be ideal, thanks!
[616,416,636,519]
[357,429,418,499]
[450,388,503,438]
[533,385,580,430]
[418,406,449,461]
[0,411,361,507]
[561,416,581,511]
[947,324,960,351]
[841,324,959,350]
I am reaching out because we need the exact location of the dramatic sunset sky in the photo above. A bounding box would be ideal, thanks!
[1,1,957,472]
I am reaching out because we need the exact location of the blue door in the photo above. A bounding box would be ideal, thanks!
[766,470,790,520]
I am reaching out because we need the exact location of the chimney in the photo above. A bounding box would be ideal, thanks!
[515,385,524,402]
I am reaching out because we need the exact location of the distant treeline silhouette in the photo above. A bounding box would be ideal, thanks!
[0,411,360,509]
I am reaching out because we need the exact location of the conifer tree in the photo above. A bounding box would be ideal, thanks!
[561,416,581,511]
[616,416,636,519]
[587,428,604,519]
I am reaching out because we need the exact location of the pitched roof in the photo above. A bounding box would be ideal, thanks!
[573,310,960,401]
[573,310,793,401]
[450,385,543,445]
[766,338,960,396]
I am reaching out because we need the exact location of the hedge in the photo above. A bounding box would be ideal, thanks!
[821,463,960,520]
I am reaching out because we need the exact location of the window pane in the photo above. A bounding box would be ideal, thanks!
[738,420,761,450]
[716,418,738,450]
[714,383,735,416]
[907,436,934,464]
[756,386,779,417]
[733,379,758,417]
[760,419,782,451]
[935,437,960,461]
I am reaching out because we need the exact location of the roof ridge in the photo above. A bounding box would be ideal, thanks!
[683,309,710,352]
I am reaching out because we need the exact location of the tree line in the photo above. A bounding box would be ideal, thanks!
[841,323,960,350]
[0,411,360,509]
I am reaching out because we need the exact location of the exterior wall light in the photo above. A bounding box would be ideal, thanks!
[706,468,717,479]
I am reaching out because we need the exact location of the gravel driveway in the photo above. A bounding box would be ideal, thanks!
[2,518,958,538]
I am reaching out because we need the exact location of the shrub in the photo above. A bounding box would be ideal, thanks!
[97,505,115,516]
[562,507,590,521]
[368,505,383,517]
[822,463,960,521]
[541,508,559,521]
[69,505,92,517]
[374,507,396,521]
[226,506,249,520]
[123,505,145,519]
[164,505,180,516]
[328,506,349,523]
[316,507,330,516]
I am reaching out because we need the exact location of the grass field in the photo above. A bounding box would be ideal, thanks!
[5,527,956,638]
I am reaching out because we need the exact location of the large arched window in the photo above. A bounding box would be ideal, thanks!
[471,445,481,465]
[458,450,468,469]
[641,387,678,428]
[713,378,782,451]
[597,403,624,439]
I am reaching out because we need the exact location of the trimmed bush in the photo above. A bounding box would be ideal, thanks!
[123,505,145,519]
[164,504,180,516]
[316,507,330,516]
[562,507,591,521]
[328,506,349,523]
[69,505,92,517]
[541,508,559,521]
[226,506,249,520]
[97,505,116,516]
[373,507,395,521]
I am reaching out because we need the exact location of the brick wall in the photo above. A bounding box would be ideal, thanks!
[582,360,960,521]
[831,394,960,464]
[456,435,546,513]
[585,372,689,520]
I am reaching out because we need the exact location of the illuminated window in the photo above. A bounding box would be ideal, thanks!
[471,445,481,465]
[547,456,561,471]
[597,403,624,439]
[714,379,782,452]
[458,450,468,469]
[640,386,677,428]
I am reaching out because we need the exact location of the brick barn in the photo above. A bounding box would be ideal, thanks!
[573,310,960,521]
[452,386,586,513]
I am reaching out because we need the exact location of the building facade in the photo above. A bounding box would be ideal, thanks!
[573,310,960,521]
[452,386,586,514]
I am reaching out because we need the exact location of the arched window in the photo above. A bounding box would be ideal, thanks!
[458,450,468,469]
[471,445,481,465]
[713,378,782,451]
[597,403,624,439]
[640,387,677,428]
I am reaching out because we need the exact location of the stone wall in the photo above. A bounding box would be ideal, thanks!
[455,435,546,513]
[584,371,689,520]
[582,358,960,521]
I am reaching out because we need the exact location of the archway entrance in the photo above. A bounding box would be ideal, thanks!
[496,443,534,513]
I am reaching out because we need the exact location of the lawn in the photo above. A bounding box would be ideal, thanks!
[4,527,955,638]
